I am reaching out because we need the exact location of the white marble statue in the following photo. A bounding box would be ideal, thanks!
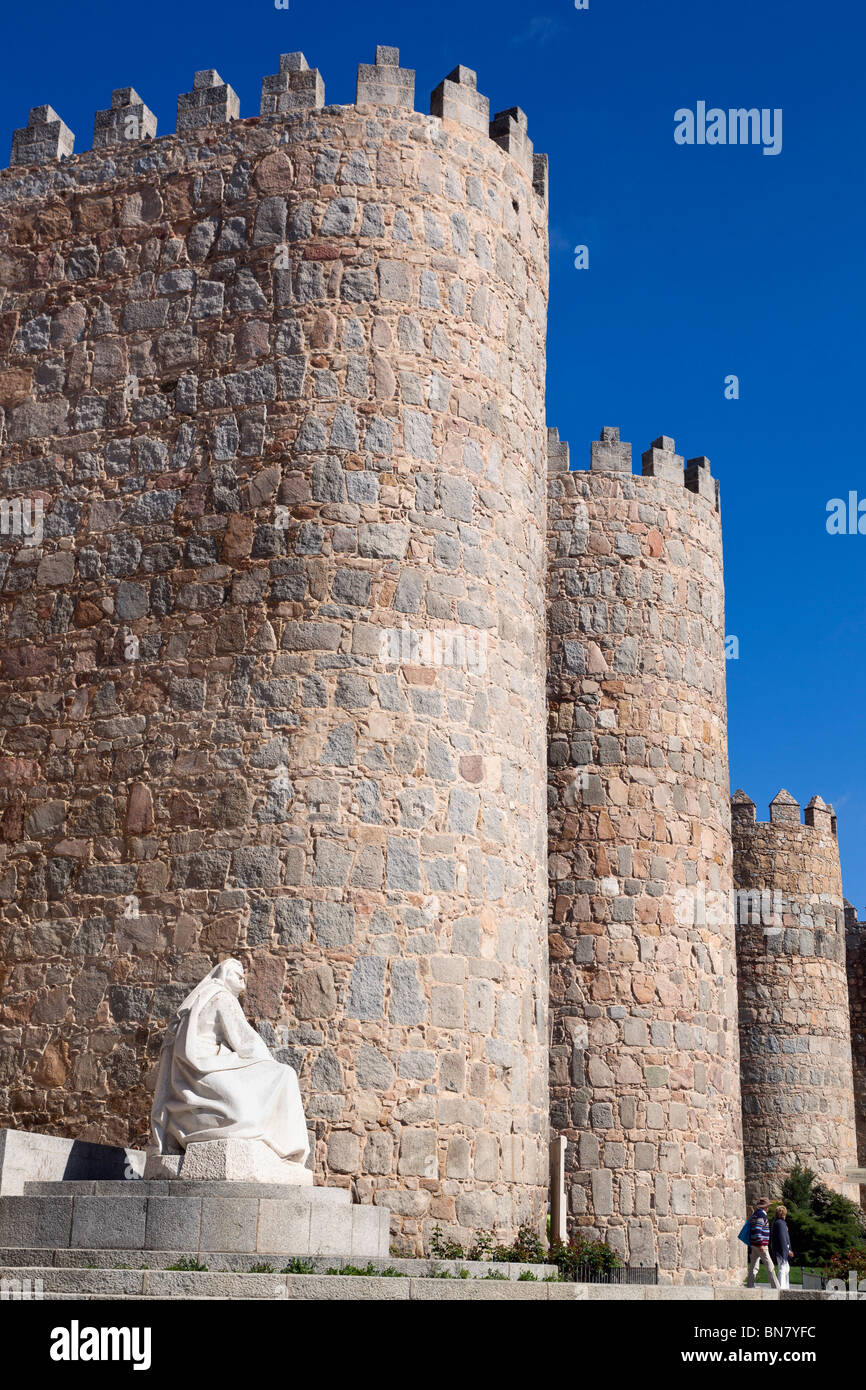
[149,959,310,1172]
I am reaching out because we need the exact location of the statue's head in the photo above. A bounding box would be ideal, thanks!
[217,958,246,998]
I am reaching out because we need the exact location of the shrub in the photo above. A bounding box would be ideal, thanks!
[822,1248,866,1284]
[467,1231,496,1262]
[780,1163,866,1268]
[549,1234,622,1281]
[429,1225,465,1260]
[493,1223,547,1265]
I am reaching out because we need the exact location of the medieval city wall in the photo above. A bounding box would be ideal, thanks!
[546,427,745,1283]
[732,791,859,1206]
[0,49,550,1252]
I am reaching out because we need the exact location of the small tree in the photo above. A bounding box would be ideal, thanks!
[779,1162,866,1267]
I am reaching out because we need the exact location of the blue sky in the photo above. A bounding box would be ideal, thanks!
[3,0,864,905]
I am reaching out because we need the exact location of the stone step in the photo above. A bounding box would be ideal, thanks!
[3,1266,827,1300]
[23,1180,348,1201]
[0,1186,387,1258]
[0,1266,585,1300]
[0,1247,556,1278]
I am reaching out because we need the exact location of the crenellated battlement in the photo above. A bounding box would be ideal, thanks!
[5,47,548,201]
[731,788,838,838]
[547,426,721,510]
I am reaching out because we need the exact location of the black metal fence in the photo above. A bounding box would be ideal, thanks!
[573,1264,659,1285]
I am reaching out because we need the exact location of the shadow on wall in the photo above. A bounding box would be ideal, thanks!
[61,1139,133,1181]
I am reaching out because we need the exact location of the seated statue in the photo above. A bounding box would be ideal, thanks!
[149,959,310,1177]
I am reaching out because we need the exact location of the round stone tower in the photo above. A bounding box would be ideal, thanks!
[845,906,866,1200]
[845,904,866,1205]
[547,427,745,1283]
[732,790,859,1206]
[0,48,550,1250]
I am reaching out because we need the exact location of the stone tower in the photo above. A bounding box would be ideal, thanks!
[845,905,866,1204]
[547,428,745,1283]
[0,48,551,1251]
[732,791,859,1206]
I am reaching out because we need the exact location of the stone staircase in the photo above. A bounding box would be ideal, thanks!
[0,1176,562,1298]
[0,1177,847,1301]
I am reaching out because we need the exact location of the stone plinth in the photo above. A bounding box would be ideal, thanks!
[144,1138,313,1184]
[0,1180,388,1259]
[0,1130,145,1197]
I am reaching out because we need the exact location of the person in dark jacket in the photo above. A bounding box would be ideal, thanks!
[746,1200,780,1288]
[770,1205,794,1289]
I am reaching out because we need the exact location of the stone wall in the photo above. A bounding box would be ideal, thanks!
[732,792,859,1207]
[546,428,745,1283]
[845,908,866,1202]
[0,49,550,1252]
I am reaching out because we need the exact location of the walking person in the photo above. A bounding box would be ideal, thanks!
[746,1199,780,1289]
[770,1204,794,1290]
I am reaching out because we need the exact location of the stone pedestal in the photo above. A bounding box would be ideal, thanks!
[0,1130,145,1197]
[0,1179,388,1261]
[144,1138,313,1185]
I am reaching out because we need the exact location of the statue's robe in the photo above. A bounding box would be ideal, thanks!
[150,980,309,1163]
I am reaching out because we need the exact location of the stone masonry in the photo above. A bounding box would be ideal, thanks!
[546,428,745,1283]
[845,905,866,1202]
[0,49,550,1253]
[0,38,862,1279]
[732,791,859,1207]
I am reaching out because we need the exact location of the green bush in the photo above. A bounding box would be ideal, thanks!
[549,1234,622,1281]
[429,1225,466,1260]
[467,1231,496,1261]
[822,1247,866,1284]
[431,1222,546,1264]
[427,1221,620,1280]
[493,1223,547,1265]
[779,1163,866,1268]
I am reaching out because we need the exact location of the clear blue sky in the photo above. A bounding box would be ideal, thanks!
[3,0,864,906]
